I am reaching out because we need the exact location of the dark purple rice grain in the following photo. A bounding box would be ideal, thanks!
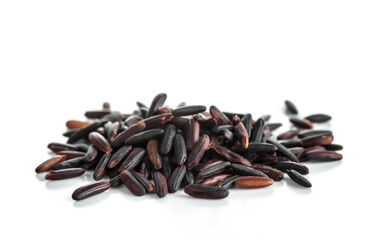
[290,118,314,129]
[271,161,309,175]
[186,119,200,151]
[285,100,298,114]
[120,170,146,196]
[146,93,167,118]
[277,130,299,140]
[324,143,343,151]
[159,124,176,155]
[51,156,86,170]
[196,162,231,179]
[168,165,187,193]
[305,114,332,123]
[172,105,207,116]
[161,155,172,180]
[297,130,333,139]
[151,171,168,198]
[109,175,123,187]
[249,118,264,143]
[93,152,111,181]
[125,129,164,145]
[118,147,145,172]
[141,113,173,130]
[132,171,155,193]
[72,181,111,200]
[45,168,85,180]
[186,134,210,170]
[246,143,278,153]
[111,121,146,149]
[173,133,187,165]
[107,145,132,169]
[84,145,99,162]
[210,105,232,126]
[184,184,229,199]
[230,163,267,177]
[266,139,300,163]
[57,150,86,159]
[216,175,240,189]
[286,169,312,188]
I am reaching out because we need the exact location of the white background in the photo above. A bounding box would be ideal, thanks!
[1,1,373,240]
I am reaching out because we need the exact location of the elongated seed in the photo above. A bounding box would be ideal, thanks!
[119,147,145,172]
[68,122,103,144]
[235,122,249,148]
[66,120,90,129]
[125,129,164,145]
[57,150,85,159]
[147,93,167,118]
[186,134,210,170]
[48,142,81,153]
[51,156,86,170]
[84,145,99,162]
[267,139,299,163]
[290,118,314,129]
[171,116,189,129]
[184,184,229,199]
[45,168,85,180]
[250,118,264,143]
[168,165,187,193]
[300,133,334,147]
[161,155,172,180]
[35,155,67,173]
[286,169,312,187]
[195,159,224,173]
[200,174,231,186]
[277,130,299,140]
[107,145,132,169]
[247,143,278,153]
[159,124,176,155]
[88,132,112,153]
[173,133,187,165]
[72,181,111,200]
[147,139,162,169]
[297,130,332,139]
[106,121,120,143]
[305,114,331,123]
[279,139,302,148]
[252,165,284,181]
[111,121,146,149]
[271,161,309,175]
[196,162,231,179]
[285,100,298,114]
[93,152,111,181]
[324,144,343,151]
[142,113,173,130]
[212,145,252,167]
[132,171,155,193]
[151,171,168,198]
[109,175,123,187]
[217,175,241,189]
[186,119,200,151]
[172,105,207,116]
[230,163,267,177]
[210,105,232,125]
[120,170,146,196]
[235,176,274,188]
[305,150,343,161]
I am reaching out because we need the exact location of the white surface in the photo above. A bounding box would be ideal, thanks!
[1,1,373,240]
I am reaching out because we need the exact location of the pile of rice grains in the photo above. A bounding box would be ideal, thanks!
[35,94,343,200]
